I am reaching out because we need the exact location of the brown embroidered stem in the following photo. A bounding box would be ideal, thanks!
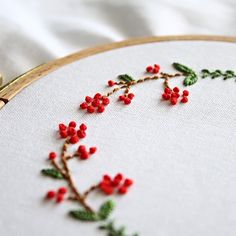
[83,184,100,199]
[51,159,67,177]
[105,72,182,97]
[55,140,95,212]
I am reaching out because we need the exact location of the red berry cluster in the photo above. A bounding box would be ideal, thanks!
[58,121,87,144]
[162,87,189,105]
[80,93,110,113]
[46,187,67,203]
[99,173,134,195]
[107,80,117,87]
[118,93,135,105]
[146,64,160,74]
[77,145,97,160]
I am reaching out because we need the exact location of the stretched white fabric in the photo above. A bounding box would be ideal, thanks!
[0,40,236,236]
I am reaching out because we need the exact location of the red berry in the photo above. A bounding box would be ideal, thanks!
[59,123,67,131]
[80,123,87,131]
[170,98,177,105]
[152,67,159,74]
[92,99,100,107]
[69,121,76,128]
[103,175,112,182]
[171,93,180,98]
[103,186,114,195]
[102,97,110,105]
[124,178,133,187]
[58,187,67,195]
[173,87,180,93]
[119,95,125,101]
[128,93,135,100]
[77,130,86,138]
[108,80,116,87]
[112,173,123,187]
[80,102,88,109]
[80,151,89,160]
[87,106,95,113]
[60,130,68,138]
[154,64,160,70]
[70,135,79,144]
[124,97,131,105]
[118,186,128,194]
[56,194,64,203]
[89,147,97,154]
[78,145,86,153]
[181,96,188,103]
[94,93,102,99]
[85,96,93,103]
[67,127,76,136]
[162,93,169,100]
[146,66,153,73]
[49,152,57,160]
[97,105,105,113]
[164,87,172,94]
[183,90,189,96]
[46,190,56,199]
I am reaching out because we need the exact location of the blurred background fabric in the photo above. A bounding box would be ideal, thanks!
[0,0,236,84]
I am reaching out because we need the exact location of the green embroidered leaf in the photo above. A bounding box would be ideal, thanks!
[98,200,115,220]
[172,62,194,75]
[183,74,198,86]
[69,210,98,221]
[41,168,64,179]
[118,74,134,83]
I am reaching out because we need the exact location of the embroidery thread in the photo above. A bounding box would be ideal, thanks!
[42,62,235,235]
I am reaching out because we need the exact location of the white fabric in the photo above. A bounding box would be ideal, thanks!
[0,0,236,84]
[0,41,236,236]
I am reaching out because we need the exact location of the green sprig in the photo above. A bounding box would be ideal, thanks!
[41,168,64,179]
[99,221,139,236]
[201,69,236,80]
[172,62,198,86]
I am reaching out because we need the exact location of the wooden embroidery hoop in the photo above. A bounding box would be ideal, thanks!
[0,35,236,109]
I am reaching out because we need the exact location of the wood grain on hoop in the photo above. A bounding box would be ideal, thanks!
[0,35,236,109]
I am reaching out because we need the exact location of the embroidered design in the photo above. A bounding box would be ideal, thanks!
[41,121,135,234]
[42,62,235,235]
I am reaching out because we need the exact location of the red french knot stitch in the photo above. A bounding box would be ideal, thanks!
[46,187,67,203]
[108,80,116,87]
[99,174,134,196]
[162,87,189,105]
[69,121,77,128]
[49,152,57,160]
[80,123,87,131]
[146,64,160,74]
[77,145,97,160]
[80,94,110,114]
[70,135,79,144]
[46,190,56,199]
[118,93,134,105]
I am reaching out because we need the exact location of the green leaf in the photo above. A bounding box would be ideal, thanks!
[172,62,194,75]
[183,74,198,86]
[69,210,98,221]
[41,168,64,179]
[98,200,115,220]
[118,74,134,83]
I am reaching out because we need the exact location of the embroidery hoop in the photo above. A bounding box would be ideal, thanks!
[0,35,236,109]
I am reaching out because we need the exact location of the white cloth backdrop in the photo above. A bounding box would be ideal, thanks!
[0,0,236,84]
[0,41,236,236]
